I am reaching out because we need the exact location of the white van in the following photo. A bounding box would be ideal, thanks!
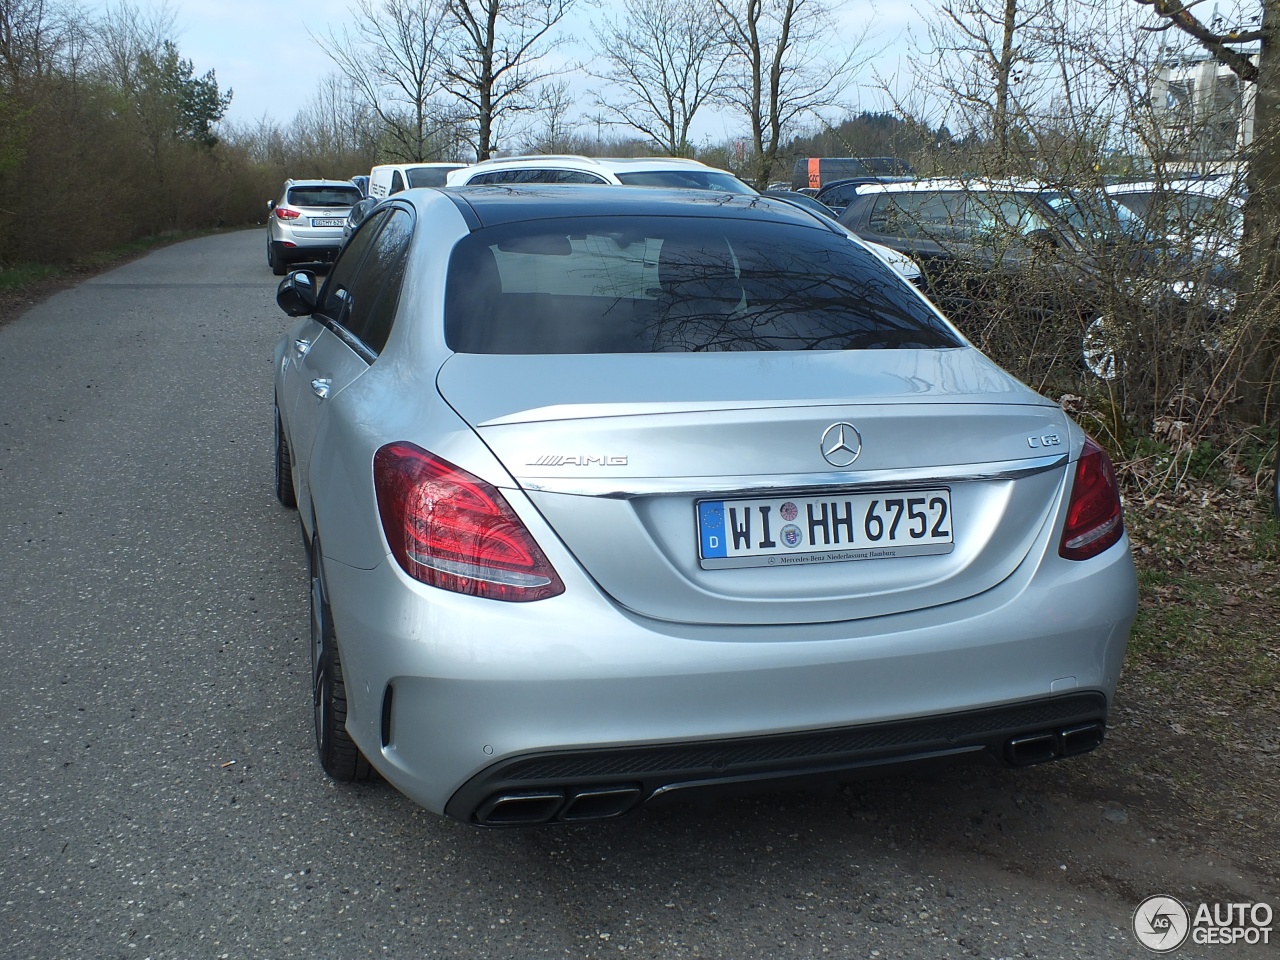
[368,162,465,199]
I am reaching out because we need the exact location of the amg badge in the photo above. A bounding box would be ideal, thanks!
[528,455,629,467]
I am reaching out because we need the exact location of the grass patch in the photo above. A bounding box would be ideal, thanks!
[0,263,64,292]
[1127,563,1280,711]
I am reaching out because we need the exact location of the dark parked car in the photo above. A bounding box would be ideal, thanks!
[838,179,1233,380]
[813,177,912,216]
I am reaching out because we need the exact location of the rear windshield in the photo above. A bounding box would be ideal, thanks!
[614,170,755,194]
[287,185,361,207]
[445,216,959,354]
[405,166,458,188]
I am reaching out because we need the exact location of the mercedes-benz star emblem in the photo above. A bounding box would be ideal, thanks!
[820,422,862,468]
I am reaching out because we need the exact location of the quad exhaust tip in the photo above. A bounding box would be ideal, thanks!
[474,785,642,826]
[471,721,1108,823]
[1005,722,1105,767]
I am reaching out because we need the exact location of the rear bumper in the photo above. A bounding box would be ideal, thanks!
[322,531,1136,821]
[272,239,342,264]
[445,693,1108,824]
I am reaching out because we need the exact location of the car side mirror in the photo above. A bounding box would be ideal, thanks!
[347,197,379,234]
[277,271,318,316]
[267,199,276,211]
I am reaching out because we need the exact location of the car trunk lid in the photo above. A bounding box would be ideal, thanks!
[436,349,1071,625]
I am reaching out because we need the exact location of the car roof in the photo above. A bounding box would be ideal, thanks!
[1105,178,1243,202]
[430,184,837,230]
[286,178,362,188]
[372,162,463,170]
[853,177,1064,196]
[457,154,719,173]
[815,176,911,194]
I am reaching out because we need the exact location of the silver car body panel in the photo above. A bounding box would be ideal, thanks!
[324,514,1134,815]
[436,351,1074,624]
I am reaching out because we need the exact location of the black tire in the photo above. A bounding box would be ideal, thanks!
[270,242,288,276]
[1273,440,1280,520]
[274,404,297,509]
[310,535,372,782]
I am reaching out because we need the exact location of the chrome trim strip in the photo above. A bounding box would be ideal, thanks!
[516,453,1069,499]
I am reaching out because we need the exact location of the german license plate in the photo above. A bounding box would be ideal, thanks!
[697,489,953,569]
[311,217,346,227]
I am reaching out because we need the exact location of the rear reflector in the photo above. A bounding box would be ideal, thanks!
[374,442,564,601]
[1059,438,1124,560]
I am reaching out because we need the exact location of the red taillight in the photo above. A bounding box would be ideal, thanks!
[373,442,565,602]
[274,207,302,220]
[1059,437,1124,561]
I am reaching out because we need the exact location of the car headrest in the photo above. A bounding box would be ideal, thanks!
[656,237,742,302]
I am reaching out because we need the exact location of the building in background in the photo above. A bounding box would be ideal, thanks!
[1151,52,1257,173]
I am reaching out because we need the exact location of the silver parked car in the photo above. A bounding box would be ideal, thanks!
[267,178,364,276]
[271,186,1136,825]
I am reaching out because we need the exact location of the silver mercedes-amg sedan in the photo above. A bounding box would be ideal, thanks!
[270,185,1137,826]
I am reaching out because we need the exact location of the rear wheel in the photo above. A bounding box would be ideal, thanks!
[270,242,288,276]
[310,535,372,782]
[1081,315,1122,381]
[273,403,296,509]
[1273,440,1280,519]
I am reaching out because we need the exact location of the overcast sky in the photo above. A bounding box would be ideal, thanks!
[79,0,918,143]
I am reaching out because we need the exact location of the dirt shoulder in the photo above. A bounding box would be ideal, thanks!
[0,271,94,331]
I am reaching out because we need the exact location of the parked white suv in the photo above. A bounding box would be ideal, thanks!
[267,179,363,275]
[446,155,755,193]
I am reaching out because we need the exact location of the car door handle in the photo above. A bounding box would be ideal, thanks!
[294,338,312,357]
[310,378,332,400]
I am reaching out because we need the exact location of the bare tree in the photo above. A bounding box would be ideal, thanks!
[289,74,380,174]
[589,0,730,156]
[317,0,460,161]
[442,0,576,159]
[523,77,578,152]
[0,0,77,88]
[88,0,175,92]
[713,0,868,189]
[909,0,1055,175]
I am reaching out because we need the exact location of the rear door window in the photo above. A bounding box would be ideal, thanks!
[468,169,601,184]
[867,192,964,240]
[341,208,414,354]
[316,210,389,327]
